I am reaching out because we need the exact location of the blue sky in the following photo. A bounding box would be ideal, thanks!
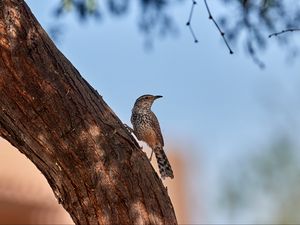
[26,0,300,223]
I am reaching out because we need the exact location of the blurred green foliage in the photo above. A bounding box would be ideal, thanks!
[219,135,300,223]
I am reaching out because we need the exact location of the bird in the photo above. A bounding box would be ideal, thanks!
[128,94,174,179]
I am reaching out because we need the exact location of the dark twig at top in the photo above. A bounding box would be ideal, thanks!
[186,0,198,43]
[186,0,234,54]
[269,28,300,38]
[203,0,233,54]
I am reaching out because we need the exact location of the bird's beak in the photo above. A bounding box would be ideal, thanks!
[154,95,163,100]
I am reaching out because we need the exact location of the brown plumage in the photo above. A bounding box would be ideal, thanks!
[130,94,174,179]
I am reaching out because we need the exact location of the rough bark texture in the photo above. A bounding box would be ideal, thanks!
[0,1,177,224]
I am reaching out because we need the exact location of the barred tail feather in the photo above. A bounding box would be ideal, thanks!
[154,147,174,179]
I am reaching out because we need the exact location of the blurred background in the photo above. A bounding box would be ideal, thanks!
[1,0,300,224]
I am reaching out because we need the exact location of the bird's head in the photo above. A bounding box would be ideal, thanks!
[133,94,162,110]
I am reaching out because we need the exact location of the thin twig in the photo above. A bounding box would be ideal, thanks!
[269,28,300,38]
[188,25,198,43]
[186,0,198,43]
[187,0,196,25]
[203,0,233,54]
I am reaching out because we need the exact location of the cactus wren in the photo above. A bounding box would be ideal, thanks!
[129,94,174,179]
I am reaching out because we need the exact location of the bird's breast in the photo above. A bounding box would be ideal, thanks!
[131,112,158,149]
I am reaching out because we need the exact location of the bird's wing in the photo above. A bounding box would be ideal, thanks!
[150,112,164,146]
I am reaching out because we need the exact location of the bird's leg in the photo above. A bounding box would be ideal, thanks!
[149,149,154,161]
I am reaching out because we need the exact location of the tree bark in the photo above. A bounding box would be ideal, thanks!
[0,0,177,224]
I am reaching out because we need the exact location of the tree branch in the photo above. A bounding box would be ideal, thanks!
[269,28,300,38]
[186,0,198,43]
[186,0,234,54]
[0,0,177,224]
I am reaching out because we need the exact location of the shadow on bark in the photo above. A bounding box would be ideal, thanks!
[0,0,177,224]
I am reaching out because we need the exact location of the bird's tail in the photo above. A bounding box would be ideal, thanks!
[154,147,174,179]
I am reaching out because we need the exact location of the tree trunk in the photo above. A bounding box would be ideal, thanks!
[0,0,177,224]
